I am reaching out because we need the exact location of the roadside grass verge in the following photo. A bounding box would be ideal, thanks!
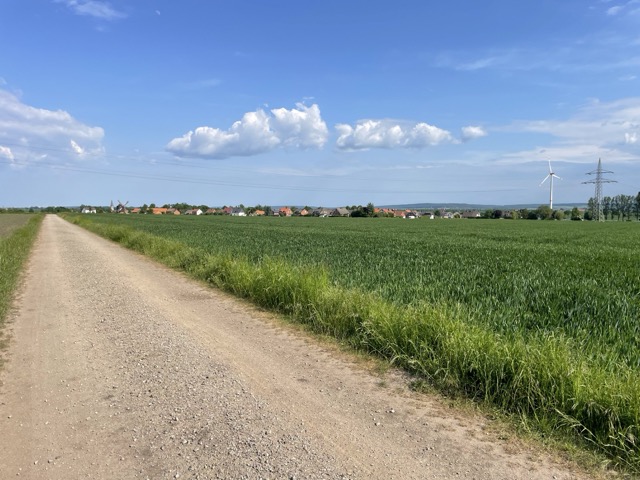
[0,215,43,361]
[65,214,639,473]
[0,214,33,238]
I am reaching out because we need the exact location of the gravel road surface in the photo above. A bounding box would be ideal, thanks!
[0,215,595,479]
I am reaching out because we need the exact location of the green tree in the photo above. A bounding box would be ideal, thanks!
[602,196,612,220]
[349,205,367,217]
[348,203,376,217]
[365,202,375,217]
[611,195,621,220]
[173,202,190,211]
[570,207,581,220]
[553,210,564,220]
[621,194,634,221]
[587,197,596,220]
[536,205,553,220]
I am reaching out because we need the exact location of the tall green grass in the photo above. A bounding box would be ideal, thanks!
[0,214,43,348]
[65,214,640,471]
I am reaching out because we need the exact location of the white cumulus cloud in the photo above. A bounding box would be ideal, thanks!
[70,139,85,155]
[461,125,488,142]
[0,145,14,161]
[335,119,455,151]
[0,89,104,166]
[166,103,328,159]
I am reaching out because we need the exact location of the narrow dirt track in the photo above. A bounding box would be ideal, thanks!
[0,215,594,479]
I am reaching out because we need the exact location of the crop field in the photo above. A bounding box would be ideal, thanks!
[80,214,640,366]
[0,214,32,238]
[68,213,640,469]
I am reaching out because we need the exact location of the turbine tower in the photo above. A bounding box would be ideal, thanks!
[540,160,561,209]
[582,158,616,221]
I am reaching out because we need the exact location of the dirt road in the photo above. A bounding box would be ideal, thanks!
[0,215,594,479]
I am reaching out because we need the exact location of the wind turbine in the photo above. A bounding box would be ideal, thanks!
[539,160,561,209]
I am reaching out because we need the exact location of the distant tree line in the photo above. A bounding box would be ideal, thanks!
[0,207,33,214]
[477,205,582,221]
[348,203,378,217]
[0,206,77,214]
[587,193,640,221]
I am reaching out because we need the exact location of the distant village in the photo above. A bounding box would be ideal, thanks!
[76,202,590,220]
[82,203,434,218]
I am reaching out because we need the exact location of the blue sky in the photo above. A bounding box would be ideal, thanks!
[1,0,639,208]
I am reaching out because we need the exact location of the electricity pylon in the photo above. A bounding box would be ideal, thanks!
[583,158,616,221]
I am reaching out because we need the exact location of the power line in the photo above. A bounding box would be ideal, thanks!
[0,158,522,196]
[0,139,524,189]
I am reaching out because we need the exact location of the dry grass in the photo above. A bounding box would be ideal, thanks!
[0,214,32,238]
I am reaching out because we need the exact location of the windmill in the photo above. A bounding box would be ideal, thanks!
[114,199,129,214]
[539,160,561,209]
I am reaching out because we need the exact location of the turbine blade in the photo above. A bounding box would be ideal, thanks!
[548,159,552,173]
[539,174,550,186]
